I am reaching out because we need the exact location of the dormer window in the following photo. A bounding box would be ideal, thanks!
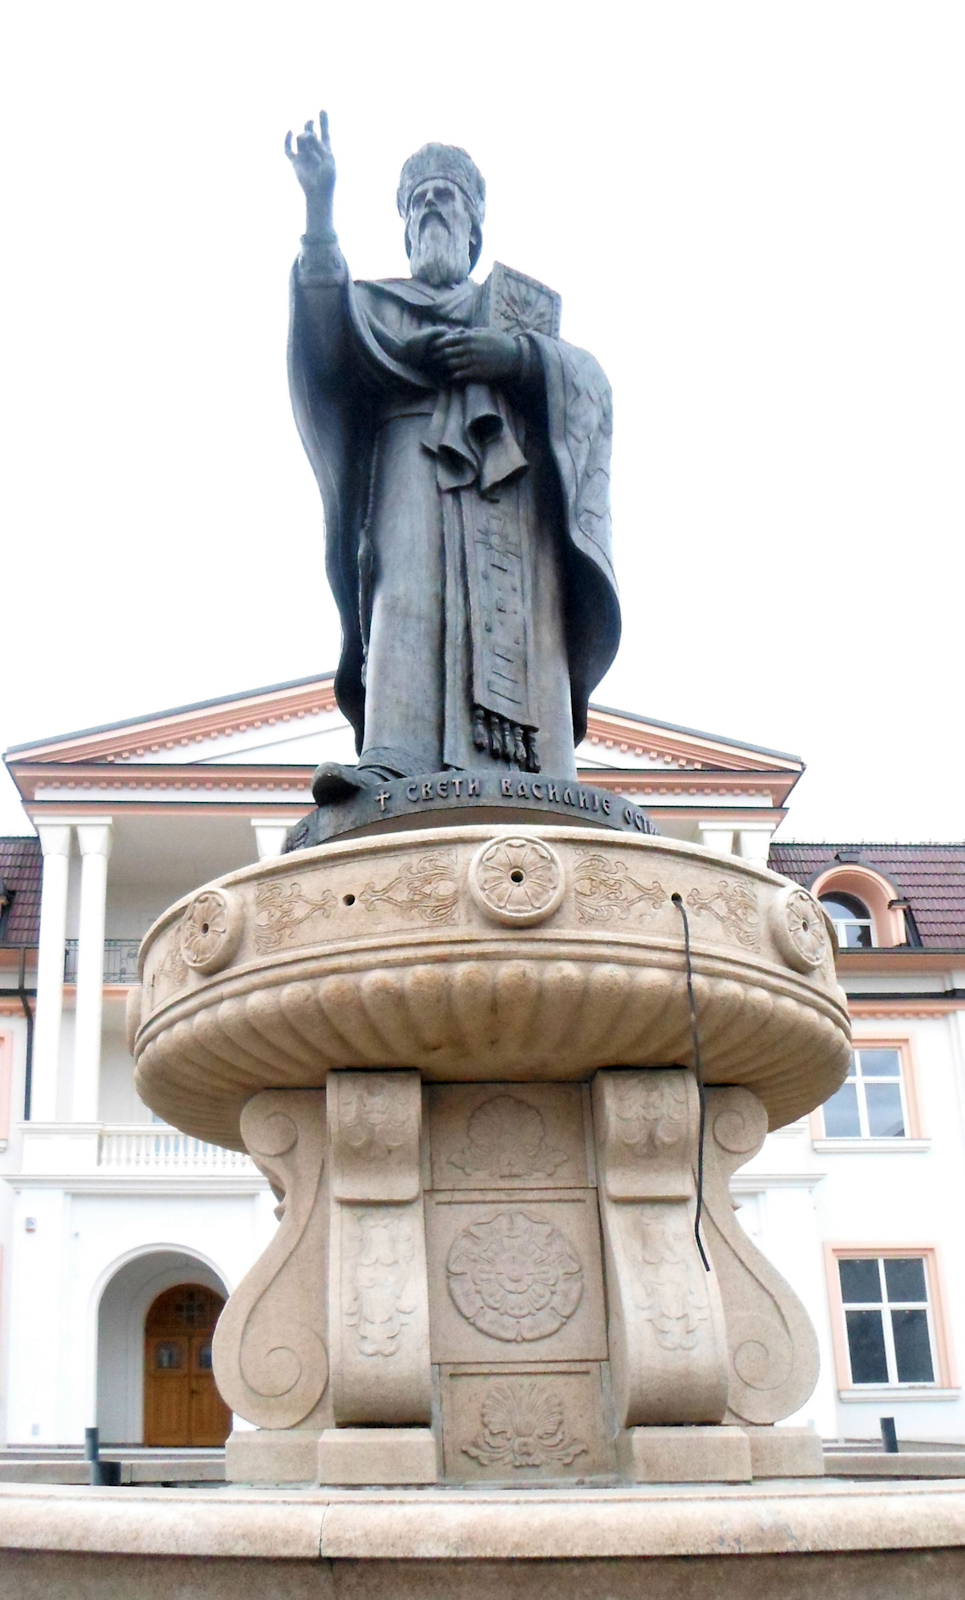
[820,892,875,950]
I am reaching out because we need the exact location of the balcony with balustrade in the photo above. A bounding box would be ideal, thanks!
[64,939,140,986]
[18,1119,262,1189]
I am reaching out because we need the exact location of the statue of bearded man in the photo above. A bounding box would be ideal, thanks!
[286,114,620,804]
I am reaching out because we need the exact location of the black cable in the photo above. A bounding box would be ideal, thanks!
[671,893,710,1271]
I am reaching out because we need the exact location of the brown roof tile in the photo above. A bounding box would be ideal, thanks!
[0,836,42,946]
[768,843,965,951]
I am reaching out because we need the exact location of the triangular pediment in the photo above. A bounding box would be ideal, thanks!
[5,674,804,819]
[5,674,353,768]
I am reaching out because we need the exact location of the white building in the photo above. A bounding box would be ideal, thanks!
[1,673,962,1448]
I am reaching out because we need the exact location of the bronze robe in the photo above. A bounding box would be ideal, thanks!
[289,249,620,779]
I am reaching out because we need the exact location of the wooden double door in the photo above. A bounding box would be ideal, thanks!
[143,1283,231,1447]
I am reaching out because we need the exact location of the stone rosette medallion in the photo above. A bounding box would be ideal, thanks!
[178,887,244,975]
[468,835,565,926]
[770,885,833,973]
[446,1210,584,1342]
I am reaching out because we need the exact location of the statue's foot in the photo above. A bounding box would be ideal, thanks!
[312,761,397,806]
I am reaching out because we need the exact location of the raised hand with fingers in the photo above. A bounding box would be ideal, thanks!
[286,111,336,234]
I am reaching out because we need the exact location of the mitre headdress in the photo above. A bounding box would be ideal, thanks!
[397,143,486,269]
[397,143,486,222]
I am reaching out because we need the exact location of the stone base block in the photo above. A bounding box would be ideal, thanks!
[224,1428,319,1484]
[745,1425,824,1478]
[317,1428,438,1485]
[617,1425,751,1483]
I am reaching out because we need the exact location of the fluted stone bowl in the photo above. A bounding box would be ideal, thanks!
[130,825,851,1150]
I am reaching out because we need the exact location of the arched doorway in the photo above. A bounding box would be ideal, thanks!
[96,1249,230,1444]
[143,1283,231,1447]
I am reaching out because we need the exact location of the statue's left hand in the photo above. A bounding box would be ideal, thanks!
[429,330,520,385]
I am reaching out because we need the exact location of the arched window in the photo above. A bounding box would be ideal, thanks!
[820,891,875,950]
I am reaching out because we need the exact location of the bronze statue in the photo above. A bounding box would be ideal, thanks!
[286,114,620,804]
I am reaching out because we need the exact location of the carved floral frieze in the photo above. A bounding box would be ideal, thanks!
[686,879,761,951]
[254,879,336,952]
[356,850,459,925]
[573,854,667,924]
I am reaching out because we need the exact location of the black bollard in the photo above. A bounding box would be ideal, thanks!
[880,1416,899,1454]
[85,1424,122,1486]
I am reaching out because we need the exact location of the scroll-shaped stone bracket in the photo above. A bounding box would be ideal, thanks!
[212,1089,331,1430]
[592,1069,730,1426]
[702,1086,820,1425]
[327,1070,432,1425]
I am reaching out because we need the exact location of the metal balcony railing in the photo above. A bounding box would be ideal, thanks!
[64,939,140,985]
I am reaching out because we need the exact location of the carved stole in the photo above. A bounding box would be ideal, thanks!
[592,1069,730,1425]
[327,1070,433,1425]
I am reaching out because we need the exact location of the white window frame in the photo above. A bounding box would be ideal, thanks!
[839,1255,939,1387]
[821,896,875,950]
[824,1047,909,1140]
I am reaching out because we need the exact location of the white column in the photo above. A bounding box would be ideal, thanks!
[72,821,113,1123]
[251,819,290,861]
[698,823,735,856]
[737,823,775,867]
[31,824,73,1122]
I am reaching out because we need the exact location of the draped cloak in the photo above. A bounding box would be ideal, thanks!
[288,255,620,778]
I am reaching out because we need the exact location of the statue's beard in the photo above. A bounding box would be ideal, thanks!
[409,212,471,287]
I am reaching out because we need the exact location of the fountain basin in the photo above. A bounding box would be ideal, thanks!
[130,826,850,1148]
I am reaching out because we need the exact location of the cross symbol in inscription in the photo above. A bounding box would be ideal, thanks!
[376,790,390,811]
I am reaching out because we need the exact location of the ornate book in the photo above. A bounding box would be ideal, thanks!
[479,261,562,339]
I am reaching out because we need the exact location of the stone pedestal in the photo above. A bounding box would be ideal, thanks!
[2,1481,964,1599]
[132,824,852,1487]
[214,1069,824,1484]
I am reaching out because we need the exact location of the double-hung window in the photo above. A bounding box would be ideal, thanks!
[822,1047,907,1139]
[838,1255,937,1386]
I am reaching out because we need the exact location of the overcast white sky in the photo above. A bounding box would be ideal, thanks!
[2,2,962,840]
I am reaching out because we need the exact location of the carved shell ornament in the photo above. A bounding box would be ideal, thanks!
[468,836,565,926]
[447,1210,584,1341]
[771,886,831,973]
[179,888,243,975]
[449,1095,567,1180]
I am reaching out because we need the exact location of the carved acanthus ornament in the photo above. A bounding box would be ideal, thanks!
[686,879,761,950]
[631,1205,712,1353]
[357,850,459,925]
[462,1380,587,1468]
[254,879,336,951]
[346,1210,418,1357]
[573,854,667,923]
